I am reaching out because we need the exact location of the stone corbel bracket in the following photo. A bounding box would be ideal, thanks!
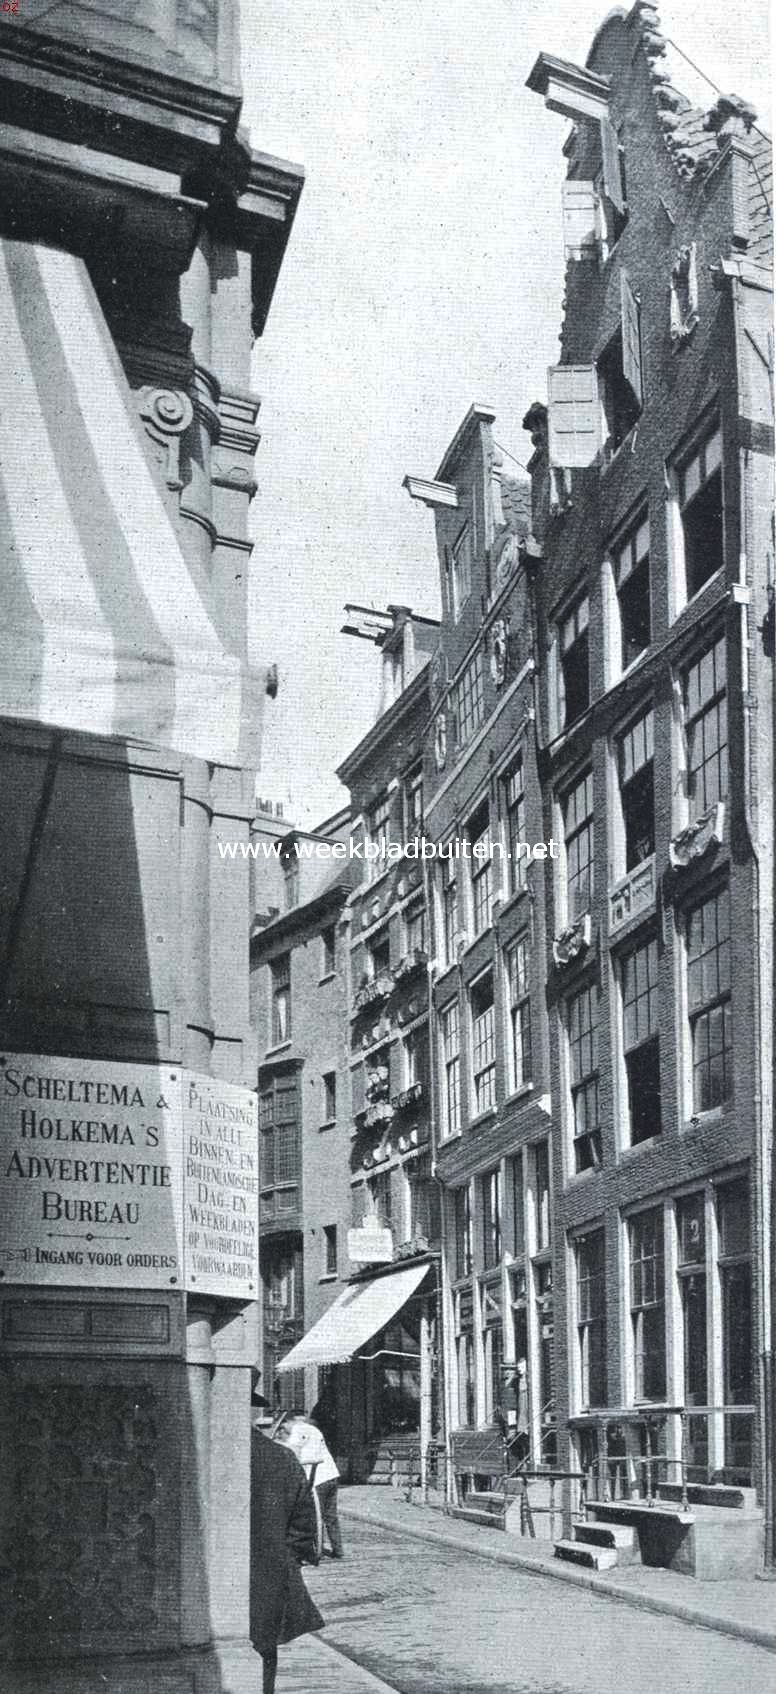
[669,802,725,869]
[137,386,194,490]
[552,911,592,968]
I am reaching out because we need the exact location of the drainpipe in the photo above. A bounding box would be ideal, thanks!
[729,269,774,1568]
[423,853,454,1504]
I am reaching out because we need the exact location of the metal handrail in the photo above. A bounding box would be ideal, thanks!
[574,1403,756,1513]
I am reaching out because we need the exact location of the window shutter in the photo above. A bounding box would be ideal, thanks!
[561,181,599,258]
[620,269,643,406]
[547,365,601,468]
[600,115,625,213]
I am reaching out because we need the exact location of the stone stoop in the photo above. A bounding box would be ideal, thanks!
[556,1493,765,1580]
[573,1519,640,1564]
[553,1537,619,1571]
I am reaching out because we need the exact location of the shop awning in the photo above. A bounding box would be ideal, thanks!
[276,1263,429,1373]
[0,239,263,767]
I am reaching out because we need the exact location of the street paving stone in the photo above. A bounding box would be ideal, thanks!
[286,1517,776,1694]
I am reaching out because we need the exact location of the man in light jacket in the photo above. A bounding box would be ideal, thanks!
[283,1412,344,1559]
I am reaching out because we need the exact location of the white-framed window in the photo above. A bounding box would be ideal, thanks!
[481,1166,502,1269]
[366,791,392,882]
[611,513,651,675]
[616,706,654,873]
[367,927,390,979]
[404,1024,428,1091]
[367,1169,393,1231]
[558,593,590,729]
[405,900,426,955]
[682,635,727,822]
[687,884,732,1113]
[404,765,424,838]
[454,1183,473,1280]
[629,1206,666,1402]
[669,420,724,615]
[323,1224,338,1277]
[562,768,594,921]
[505,936,532,1092]
[621,934,661,1145]
[503,753,528,894]
[454,651,484,747]
[455,1287,476,1427]
[533,1139,551,1254]
[270,953,291,1045]
[441,848,458,965]
[322,1071,337,1123]
[567,980,601,1171]
[575,1229,607,1408]
[321,924,336,976]
[440,999,461,1137]
[468,800,493,936]
[470,971,496,1115]
[448,522,473,620]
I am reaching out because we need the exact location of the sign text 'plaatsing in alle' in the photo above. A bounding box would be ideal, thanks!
[183,1073,259,1298]
[0,1054,258,1298]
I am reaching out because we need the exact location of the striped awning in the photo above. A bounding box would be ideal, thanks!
[0,239,263,767]
[276,1263,428,1372]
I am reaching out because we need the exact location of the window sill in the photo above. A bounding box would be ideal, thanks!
[682,1105,726,1131]
[469,1107,497,1132]
[503,1083,534,1110]
[670,565,725,627]
[621,1132,663,1158]
[318,1119,336,1133]
[265,1040,293,1059]
[318,971,336,986]
[319,1272,338,1284]
[438,1128,463,1146]
[495,885,529,924]
[599,422,640,477]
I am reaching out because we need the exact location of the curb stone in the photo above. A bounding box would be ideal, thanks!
[340,1500,776,1657]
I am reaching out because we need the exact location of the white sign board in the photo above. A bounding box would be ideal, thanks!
[182,1073,259,1298]
[0,1053,259,1298]
[347,1224,394,1265]
[0,1053,183,1289]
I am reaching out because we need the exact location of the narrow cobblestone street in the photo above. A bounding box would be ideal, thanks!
[285,1518,776,1694]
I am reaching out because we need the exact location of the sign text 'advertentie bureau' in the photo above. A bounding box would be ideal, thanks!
[0,1054,258,1298]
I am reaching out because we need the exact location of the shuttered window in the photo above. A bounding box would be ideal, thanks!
[547,364,601,469]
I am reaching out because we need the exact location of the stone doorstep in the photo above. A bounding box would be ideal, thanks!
[573,1519,639,1553]
[554,1536,619,1572]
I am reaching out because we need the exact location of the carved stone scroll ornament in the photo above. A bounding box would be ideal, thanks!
[669,802,725,869]
[137,387,194,490]
[552,911,592,967]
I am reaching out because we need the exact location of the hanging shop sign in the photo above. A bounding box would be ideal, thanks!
[0,1053,258,1298]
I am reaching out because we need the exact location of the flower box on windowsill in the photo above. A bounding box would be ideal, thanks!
[392,1081,424,1113]
[364,1099,394,1130]
[354,973,394,1013]
[669,803,724,870]
[396,1124,429,1153]
[608,855,656,937]
[365,1064,390,1103]
[392,949,429,985]
[552,911,592,967]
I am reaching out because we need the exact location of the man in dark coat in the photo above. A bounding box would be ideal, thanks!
[249,1423,324,1694]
